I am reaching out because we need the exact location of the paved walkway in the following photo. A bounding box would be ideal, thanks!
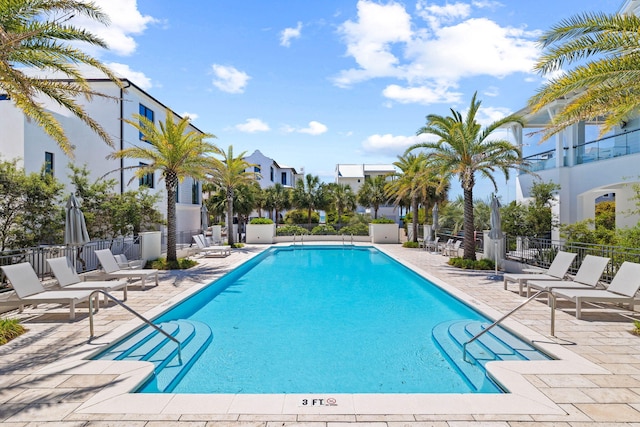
[0,244,639,426]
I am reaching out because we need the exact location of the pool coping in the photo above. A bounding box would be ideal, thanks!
[33,243,611,416]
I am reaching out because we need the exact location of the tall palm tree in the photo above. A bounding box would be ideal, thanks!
[326,183,356,227]
[408,92,523,260]
[108,109,218,262]
[207,145,256,246]
[387,153,440,243]
[0,0,122,155]
[357,175,389,219]
[292,174,326,226]
[529,12,640,140]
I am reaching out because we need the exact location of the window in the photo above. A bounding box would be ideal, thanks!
[254,166,261,173]
[270,167,274,181]
[281,172,287,185]
[44,152,54,176]
[138,163,154,188]
[192,181,200,204]
[139,104,154,141]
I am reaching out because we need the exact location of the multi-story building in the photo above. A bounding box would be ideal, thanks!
[335,163,399,221]
[243,150,299,189]
[511,0,640,239]
[0,70,205,234]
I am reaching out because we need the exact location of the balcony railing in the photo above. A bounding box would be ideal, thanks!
[521,128,640,173]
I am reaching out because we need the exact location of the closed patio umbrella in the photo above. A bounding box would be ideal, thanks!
[432,203,439,238]
[201,203,209,232]
[65,193,90,271]
[487,195,503,280]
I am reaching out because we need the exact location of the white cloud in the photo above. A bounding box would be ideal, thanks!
[73,0,157,56]
[280,22,303,47]
[334,0,540,105]
[361,133,434,156]
[382,83,463,105]
[483,86,500,97]
[181,112,199,121]
[476,106,514,126]
[299,121,328,135]
[107,62,152,89]
[282,121,328,135]
[236,118,270,133]
[211,64,250,93]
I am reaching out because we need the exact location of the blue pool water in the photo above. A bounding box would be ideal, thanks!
[96,245,550,394]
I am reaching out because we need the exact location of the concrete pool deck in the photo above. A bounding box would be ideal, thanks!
[1,243,639,425]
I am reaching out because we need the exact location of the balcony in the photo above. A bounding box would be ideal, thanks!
[521,128,640,173]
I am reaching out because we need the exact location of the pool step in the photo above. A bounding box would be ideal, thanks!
[432,320,550,392]
[96,319,212,392]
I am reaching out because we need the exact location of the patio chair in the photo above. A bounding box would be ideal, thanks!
[94,249,159,290]
[113,253,146,269]
[526,254,610,298]
[503,250,577,296]
[193,234,231,257]
[0,262,98,321]
[442,240,462,257]
[47,257,128,305]
[425,237,440,253]
[552,261,640,319]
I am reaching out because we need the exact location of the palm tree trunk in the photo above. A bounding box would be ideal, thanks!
[166,180,177,262]
[411,195,419,243]
[462,187,476,260]
[226,187,234,246]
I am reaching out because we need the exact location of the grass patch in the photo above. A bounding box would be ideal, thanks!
[232,243,244,248]
[403,241,420,248]
[0,318,27,345]
[150,257,197,270]
[632,320,640,336]
[448,257,495,270]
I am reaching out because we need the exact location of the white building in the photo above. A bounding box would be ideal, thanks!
[512,0,640,238]
[0,71,205,235]
[243,150,299,189]
[335,163,399,221]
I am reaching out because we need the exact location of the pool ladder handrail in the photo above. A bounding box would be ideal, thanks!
[462,289,555,364]
[88,289,182,364]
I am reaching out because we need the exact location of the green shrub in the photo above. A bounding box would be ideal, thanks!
[151,257,197,270]
[311,225,337,235]
[633,320,640,336]
[249,217,273,224]
[0,318,27,345]
[371,217,395,224]
[448,257,494,270]
[403,241,419,248]
[276,224,309,236]
[339,223,369,236]
[232,243,244,248]
[284,209,320,224]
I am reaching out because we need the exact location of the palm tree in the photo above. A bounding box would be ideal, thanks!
[292,174,326,226]
[387,153,440,243]
[0,0,122,155]
[326,183,356,227]
[207,145,256,246]
[108,109,218,262]
[357,175,389,219]
[529,12,640,140]
[266,183,291,224]
[408,92,523,260]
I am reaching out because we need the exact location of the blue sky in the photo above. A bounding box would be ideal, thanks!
[80,0,621,202]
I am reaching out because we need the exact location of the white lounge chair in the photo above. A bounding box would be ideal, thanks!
[503,251,577,296]
[526,254,610,298]
[113,253,146,270]
[193,234,231,257]
[47,257,128,305]
[0,262,98,320]
[425,237,440,253]
[553,261,640,319]
[94,249,159,290]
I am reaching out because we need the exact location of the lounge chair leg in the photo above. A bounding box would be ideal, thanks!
[141,277,146,291]
[575,298,582,319]
[69,301,75,321]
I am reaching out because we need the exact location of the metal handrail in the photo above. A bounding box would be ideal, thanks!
[462,289,555,363]
[88,289,182,364]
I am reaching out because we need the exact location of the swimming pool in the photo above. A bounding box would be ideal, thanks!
[95,245,549,395]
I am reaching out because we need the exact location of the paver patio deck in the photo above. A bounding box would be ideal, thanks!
[1,243,639,426]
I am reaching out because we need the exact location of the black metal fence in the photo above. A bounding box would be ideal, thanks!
[504,236,640,283]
